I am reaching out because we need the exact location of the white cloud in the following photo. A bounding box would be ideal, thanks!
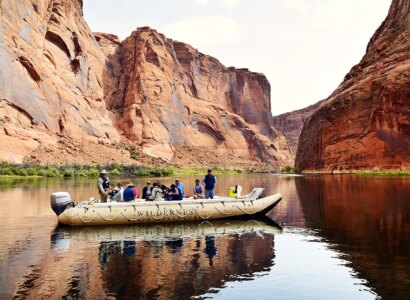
[281,0,311,14]
[195,0,242,9]
[161,15,240,48]
[195,0,210,6]
[310,0,388,32]
[221,0,242,9]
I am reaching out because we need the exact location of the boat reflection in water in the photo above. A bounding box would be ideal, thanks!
[51,219,281,299]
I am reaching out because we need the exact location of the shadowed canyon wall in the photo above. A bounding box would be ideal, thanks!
[296,0,410,172]
[272,101,322,157]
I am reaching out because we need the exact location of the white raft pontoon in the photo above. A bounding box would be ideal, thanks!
[51,188,282,226]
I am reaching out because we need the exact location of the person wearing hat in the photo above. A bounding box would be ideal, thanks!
[98,169,111,202]
[175,178,185,197]
[123,182,137,202]
[201,169,217,199]
[142,181,153,200]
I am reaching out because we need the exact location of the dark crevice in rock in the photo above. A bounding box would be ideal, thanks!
[0,99,34,124]
[145,44,160,67]
[71,32,82,73]
[49,14,60,25]
[18,56,41,82]
[32,3,38,14]
[196,121,226,143]
[45,31,71,59]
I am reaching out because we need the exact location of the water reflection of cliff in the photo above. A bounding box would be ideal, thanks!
[296,176,410,300]
[51,221,277,299]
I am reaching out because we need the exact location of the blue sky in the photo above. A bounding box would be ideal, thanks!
[84,0,391,115]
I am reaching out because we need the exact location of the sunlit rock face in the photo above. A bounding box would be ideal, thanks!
[0,1,294,167]
[296,0,410,172]
[98,27,293,166]
[0,0,121,163]
[2,0,407,169]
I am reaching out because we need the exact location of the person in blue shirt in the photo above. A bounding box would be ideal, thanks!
[201,169,217,199]
[175,178,185,197]
[193,179,204,199]
[123,182,136,202]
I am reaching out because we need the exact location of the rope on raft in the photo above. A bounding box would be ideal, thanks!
[74,207,98,223]
[121,210,145,222]
[234,204,262,215]
[215,205,235,215]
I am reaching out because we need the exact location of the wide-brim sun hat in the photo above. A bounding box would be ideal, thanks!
[127,182,135,187]
[100,169,108,174]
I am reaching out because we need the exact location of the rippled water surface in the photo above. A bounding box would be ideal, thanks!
[0,174,409,299]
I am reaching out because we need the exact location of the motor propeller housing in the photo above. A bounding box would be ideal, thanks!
[50,192,73,216]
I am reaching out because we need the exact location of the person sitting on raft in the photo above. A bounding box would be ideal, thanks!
[193,179,204,199]
[148,182,164,201]
[167,184,183,201]
[123,182,137,202]
[111,182,124,202]
[142,181,152,200]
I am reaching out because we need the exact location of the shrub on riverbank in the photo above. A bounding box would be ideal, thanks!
[356,171,410,176]
[0,162,174,178]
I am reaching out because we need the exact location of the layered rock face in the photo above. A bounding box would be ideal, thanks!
[0,0,127,163]
[296,0,410,172]
[272,101,322,158]
[98,27,293,167]
[0,1,293,167]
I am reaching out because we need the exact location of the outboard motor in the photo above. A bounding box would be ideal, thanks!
[50,192,73,216]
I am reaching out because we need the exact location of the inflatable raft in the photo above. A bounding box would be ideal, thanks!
[51,188,282,226]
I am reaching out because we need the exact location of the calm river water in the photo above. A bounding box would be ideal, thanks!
[0,174,409,299]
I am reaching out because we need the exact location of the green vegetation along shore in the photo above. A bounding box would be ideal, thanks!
[0,162,302,179]
[356,171,410,176]
[0,162,173,179]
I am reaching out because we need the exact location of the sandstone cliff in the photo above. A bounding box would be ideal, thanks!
[97,27,293,167]
[2,1,407,170]
[0,0,141,164]
[0,1,294,168]
[296,0,410,172]
[272,101,322,158]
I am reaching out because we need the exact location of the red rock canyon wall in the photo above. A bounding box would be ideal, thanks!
[296,0,410,172]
